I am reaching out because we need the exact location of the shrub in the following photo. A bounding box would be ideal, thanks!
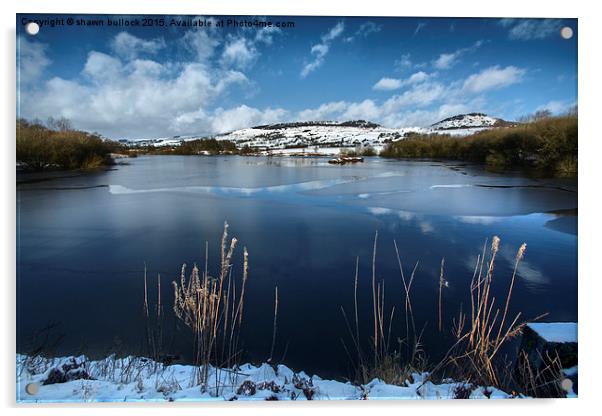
[16,118,125,171]
[380,115,577,176]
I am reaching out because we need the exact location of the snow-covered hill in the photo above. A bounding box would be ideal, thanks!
[216,121,428,151]
[431,113,514,130]
[126,114,516,151]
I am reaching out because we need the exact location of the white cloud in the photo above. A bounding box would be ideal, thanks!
[373,71,431,91]
[413,23,427,37]
[462,65,525,93]
[220,37,258,69]
[18,27,293,138]
[342,99,380,120]
[395,53,413,70]
[433,40,483,70]
[344,21,382,42]
[501,19,564,40]
[21,44,251,138]
[210,105,288,133]
[17,36,51,85]
[322,21,345,42]
[255,26,282,45]
[297,101,348,121]
[111,32,166,60]
[433,53,457,70]
[383,82,446,111]
[180,30,221,60]
[536,100,573,115]
[82,51,123,82]
[373,77,403,91]
[301,21,344,78]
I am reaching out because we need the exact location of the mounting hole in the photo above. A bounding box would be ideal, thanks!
[25,382,39,395]
[560,378,573,393]
[560,26,573,40]
[25,22,40,36]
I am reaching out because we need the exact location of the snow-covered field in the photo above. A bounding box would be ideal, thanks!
[17,354,512,403]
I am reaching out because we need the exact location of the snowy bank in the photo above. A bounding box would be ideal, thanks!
[17,354,511,403]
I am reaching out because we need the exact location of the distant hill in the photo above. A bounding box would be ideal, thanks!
[431,113,517,130]
[252,120,381,130]
[125,114,517,150]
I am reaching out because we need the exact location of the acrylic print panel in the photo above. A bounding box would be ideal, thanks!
[16,14,577,402]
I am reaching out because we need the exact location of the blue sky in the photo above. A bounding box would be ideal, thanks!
[17,15,577,139]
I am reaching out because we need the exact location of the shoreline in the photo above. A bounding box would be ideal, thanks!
[17,353,515,402]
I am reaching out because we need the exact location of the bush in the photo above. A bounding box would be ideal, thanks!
[380,115,577,176]
[174,138,238,155]
[16,118,125,171]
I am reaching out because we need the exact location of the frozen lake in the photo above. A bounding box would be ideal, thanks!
[16,155,577,378]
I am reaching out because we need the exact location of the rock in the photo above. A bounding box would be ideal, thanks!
[43,358,92,385]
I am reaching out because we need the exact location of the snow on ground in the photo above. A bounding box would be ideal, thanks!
[527,322,578,343]
[216,124,428,151]
[16,354,512,403]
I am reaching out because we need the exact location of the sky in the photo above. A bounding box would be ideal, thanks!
[17,15,577,139]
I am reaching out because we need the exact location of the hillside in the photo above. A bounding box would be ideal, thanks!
[431,113,517,130]
[125,113,516,153]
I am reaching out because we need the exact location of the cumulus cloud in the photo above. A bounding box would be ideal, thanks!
[382,82,446,110]
[500,18,564,40]
[17,36,51,85]
[462,65,525,93]
[111,32,166,60]
[297,101,348,121]
[342,99,381,120]
[294,63,516,128]
[20,33,257,138]
[211,105,289,133]
[17,28,293,138]
[180,30,221,60]
[433,40,483,70]
[220,37,258,69]
[300,21,344,78]
[82,51,123,82]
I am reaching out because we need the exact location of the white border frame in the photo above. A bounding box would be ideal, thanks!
[2,1,598,415]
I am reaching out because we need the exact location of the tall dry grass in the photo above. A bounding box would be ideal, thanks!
[171,222,249,394]
[424,237,548,392]
[341,232,557,396]
[340,231,426,386]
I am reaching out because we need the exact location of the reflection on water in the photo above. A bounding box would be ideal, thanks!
[16,156,577,378]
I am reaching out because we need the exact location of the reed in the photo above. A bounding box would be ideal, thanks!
[269,286,279,361]
[341,233,426,386]
[428,237,537,390]
[172,222,250,394]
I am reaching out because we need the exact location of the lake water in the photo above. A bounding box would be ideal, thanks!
[16,156,577,379]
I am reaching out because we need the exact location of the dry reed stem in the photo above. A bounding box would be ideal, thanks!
[172,222,249,394]
[269,286,279,361]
